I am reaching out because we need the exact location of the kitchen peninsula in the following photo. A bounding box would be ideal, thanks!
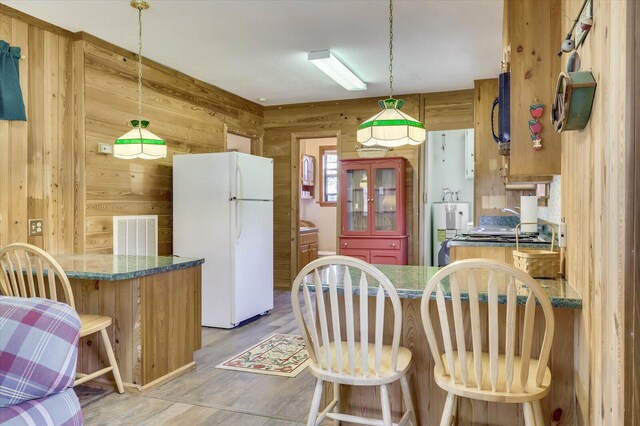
[309,264,581,425]
[54,254,204,393]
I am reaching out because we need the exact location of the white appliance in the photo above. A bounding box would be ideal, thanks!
[432,202,469,266]
[173,152,274,328]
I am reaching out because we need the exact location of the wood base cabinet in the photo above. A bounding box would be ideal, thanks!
[298,229,319,272]
[338,157,408,265]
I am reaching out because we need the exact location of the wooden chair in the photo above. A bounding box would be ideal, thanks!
[291,255,416,426]
[420,258,555,426]
[0,243,124,394]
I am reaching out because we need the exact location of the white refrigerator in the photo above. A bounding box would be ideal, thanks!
[173,152,274,328]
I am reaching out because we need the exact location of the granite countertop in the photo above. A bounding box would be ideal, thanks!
[448,235,554,249]
[54,254,204,281]
[305,264,581,309]
[300,227,319,233]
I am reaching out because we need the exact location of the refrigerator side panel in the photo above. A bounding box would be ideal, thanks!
[231,199,273,324]
[232,153,274,200]
[173,154,233,327]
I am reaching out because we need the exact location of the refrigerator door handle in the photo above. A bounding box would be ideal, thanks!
[236,201,243,240]
[235,163,242,200]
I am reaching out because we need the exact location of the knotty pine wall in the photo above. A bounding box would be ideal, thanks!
[0,6,263,255]
[560,0,628,424]
[80,36,263,254]
[473,78,519,224]
[264,90,475,288]
[0,11,81,253]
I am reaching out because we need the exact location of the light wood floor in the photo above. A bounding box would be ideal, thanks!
[82,290,314,425]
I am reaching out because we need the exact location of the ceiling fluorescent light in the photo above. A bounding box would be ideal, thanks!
[308,50,366,91]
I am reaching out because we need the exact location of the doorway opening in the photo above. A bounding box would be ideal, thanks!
[423,128,475,266]
[297,137,338,273]
[289,130,341,282]
[226,133,252,154]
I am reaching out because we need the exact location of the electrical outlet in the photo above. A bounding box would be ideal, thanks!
[28,219,43,237]
[558,222,567,248]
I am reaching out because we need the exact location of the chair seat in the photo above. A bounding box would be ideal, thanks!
[434,351,552,403]
[310,342,413,386]
[79,314,112,337]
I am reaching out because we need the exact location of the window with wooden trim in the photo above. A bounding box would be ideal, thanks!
[319,145,338,206]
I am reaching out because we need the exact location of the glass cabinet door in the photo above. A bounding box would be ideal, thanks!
[344,168,369,232]
[373,167,397,232]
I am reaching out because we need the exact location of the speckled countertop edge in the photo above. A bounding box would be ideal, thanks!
[448,239,554,249]
[57,256,205,281]
[305,265,582,309]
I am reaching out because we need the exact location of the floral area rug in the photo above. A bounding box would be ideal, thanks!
[215,333,310,377]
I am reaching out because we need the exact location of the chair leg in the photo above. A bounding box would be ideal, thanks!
[333,382,341,426]
[400,375,417,425]
[523,402,536,426]
[99,328,124,394]
[440,392,457,426]
[532,400,544,425]
[307,378,324,426]
[380,384,392,426]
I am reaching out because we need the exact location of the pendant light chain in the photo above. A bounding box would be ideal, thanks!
[388,0,393,99]
[137,5,143,123]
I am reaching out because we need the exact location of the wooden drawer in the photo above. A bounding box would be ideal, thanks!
[299,231,318,245]
[339,238,402,251]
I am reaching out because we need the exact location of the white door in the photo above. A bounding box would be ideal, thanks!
[231,200,273,324]
[232,153,273,201]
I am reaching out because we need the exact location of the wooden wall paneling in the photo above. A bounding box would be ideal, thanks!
[560,0,629,424]
[625,0,640,422]
[140,267,200,384]
[1,5,264,255]
[507,0,561,176]
[26,25,44,248]
[422,89,474,131]
[81,38,259,255]
[8,18,29,246]
[0,11,78,253]
[72,40,86,253]
[0,14,12,245]
[473,79,519,223]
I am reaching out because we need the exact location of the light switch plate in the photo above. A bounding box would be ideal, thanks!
[558,222,567,247]
[28,219,43,237]
[98,143,113,154]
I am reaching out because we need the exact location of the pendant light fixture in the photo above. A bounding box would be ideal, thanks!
[114,0,167,160]
[357,0,426,148]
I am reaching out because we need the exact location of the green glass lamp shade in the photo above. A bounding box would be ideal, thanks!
[357,98,426,147]
[114,120,167,159]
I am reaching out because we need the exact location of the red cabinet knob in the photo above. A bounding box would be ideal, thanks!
[391,243,396,247]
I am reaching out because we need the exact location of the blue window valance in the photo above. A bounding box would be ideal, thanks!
[0,40,26,121]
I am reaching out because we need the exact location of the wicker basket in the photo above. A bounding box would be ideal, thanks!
[512,223,559,278]
[356,146,389,158]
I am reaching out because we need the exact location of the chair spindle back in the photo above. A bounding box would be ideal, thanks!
[0,243,75,308]
[421,259,554,393]
[292,256,402,380]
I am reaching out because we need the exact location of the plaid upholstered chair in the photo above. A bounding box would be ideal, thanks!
[0,296,83,425]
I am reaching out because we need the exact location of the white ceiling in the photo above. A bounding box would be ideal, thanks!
[3,0,503,106]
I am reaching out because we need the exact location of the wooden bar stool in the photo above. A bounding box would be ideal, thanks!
[0,243,124,394]
[420,258,555,426]
[292,255,416,426]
